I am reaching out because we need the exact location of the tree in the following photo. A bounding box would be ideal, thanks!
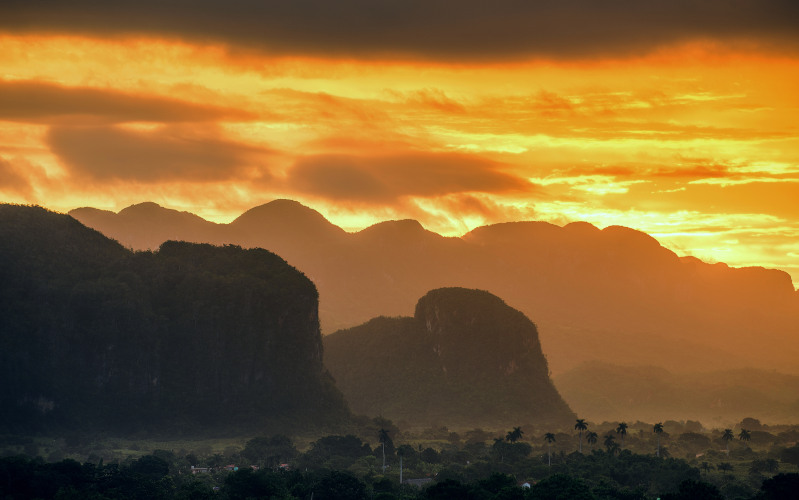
[759,473,799,499]
[586,431,598,449]
[654,422,664,457]
[615,422,628,450]
[721,429,734,455]
[224,468,289,500]
[242,435,298,468]
[661,479,723,500]
[738,428,751,444]
[750,458,779,475]
[314,470,368,500]
[421,447,440,464]
[529,474,596,500]
[544,433,556,466]
[129,455,169,480]
[506,426,524,443]
[424,479,470,500]
[304,435,372,468]
[604,434,618,455]
[779,444,799,466]
[574,419,588,453]
[378,428,391,474]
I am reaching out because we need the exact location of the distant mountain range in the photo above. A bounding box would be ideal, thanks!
[324,287,575,429]
[70,200,799,378]
[0,204,349,434]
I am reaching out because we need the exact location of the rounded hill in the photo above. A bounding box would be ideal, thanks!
[324,287,574,429]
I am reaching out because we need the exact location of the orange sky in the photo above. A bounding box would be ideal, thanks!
[1,2,798,288]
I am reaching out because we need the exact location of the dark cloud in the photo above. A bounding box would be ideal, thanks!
[287,152,529,202]
[47,125,272,183]
[0,80,255,125]
[2,1,797,60]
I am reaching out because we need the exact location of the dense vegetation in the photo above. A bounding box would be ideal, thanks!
[0,204,349,435]
[2,416,799,499]
[324,288,574,429]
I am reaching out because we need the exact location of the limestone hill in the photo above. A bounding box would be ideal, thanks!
[324,288,575,429]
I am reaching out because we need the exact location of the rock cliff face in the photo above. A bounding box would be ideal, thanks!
[0,204,349,434]
[324,288,574,429]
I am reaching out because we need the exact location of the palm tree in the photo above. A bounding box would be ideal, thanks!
[722,429,734,455]
[544,433,556,466]
[653,422,664,457]
[506,426,524,443]
[738,428,751,445]
[616,422,628,450]
[378,428,390,473]
[604,433,618,455]
[586,431,598,449]
[574,419,588,453]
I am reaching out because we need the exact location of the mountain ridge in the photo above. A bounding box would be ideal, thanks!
[68,200,799,377]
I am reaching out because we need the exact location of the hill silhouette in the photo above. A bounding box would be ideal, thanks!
[70,202,224,249]
[0,204,349,435]
[323,288,575,429]
[69,200,799,378]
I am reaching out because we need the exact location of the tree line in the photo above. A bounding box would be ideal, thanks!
[4,418,799,499]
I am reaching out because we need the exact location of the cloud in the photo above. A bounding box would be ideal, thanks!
[2,1,797,61]
[287,152,530,202]
[0,80,255,125]
[549,161,747,183]
[47,125,274,183]
[261,89,394,128]
[652,165,734,179]
[384,88,467,113]
[0,156,33,196]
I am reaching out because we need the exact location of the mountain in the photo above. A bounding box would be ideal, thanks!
[554,362,799,426]
[68,200,799,376]
[229,199,348,250]
[323,288,575,429]
[0,204,349,435]
[69,202,225,250]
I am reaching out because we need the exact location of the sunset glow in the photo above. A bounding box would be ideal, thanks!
[2,1,798,287]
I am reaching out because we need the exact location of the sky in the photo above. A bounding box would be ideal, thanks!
[1,1,798,288]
